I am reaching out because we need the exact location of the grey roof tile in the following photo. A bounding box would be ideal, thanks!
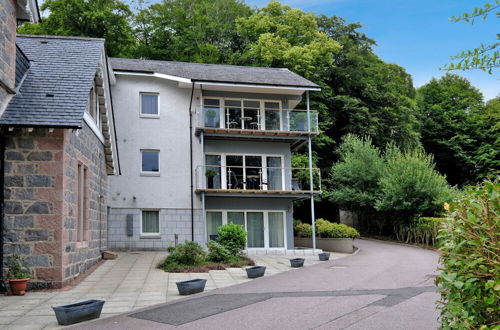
[109,58,319,89]
[0,35,104,127]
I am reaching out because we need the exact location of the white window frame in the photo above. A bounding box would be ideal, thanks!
[140,209,161,237]
[202,97,223,128]
[139,92,160,118]
[206,210,287,249]
[205,152,285,190]
[140,149,160,176]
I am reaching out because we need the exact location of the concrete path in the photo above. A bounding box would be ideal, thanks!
[0,250,348,329]
[75,239,441,330]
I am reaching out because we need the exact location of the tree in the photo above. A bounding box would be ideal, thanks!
[18,0,134,57]
[132,0,252,63]
[445,1,499,73]
[416,74,489,185]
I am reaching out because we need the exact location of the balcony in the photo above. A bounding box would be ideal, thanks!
[194,106,319,144]
[195,165,321,198]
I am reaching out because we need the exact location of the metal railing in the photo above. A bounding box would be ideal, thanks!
[196,106,319,133]
[195,165,321,192]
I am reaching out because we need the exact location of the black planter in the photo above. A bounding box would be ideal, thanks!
[176,278,207,295]
[52,299,105,326]
[290,258,305,268]
[246,266,266,278]
[318,252,330,261]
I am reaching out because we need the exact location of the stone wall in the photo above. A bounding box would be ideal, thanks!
[61,122,108,285]
[3,128,65,289]
[108,208,203,250]
[2,122,108,288]
[0,0,17,114]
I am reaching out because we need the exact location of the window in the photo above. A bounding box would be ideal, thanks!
[87,85,100,127]
[140,93,159,117]
[141,150,160,175]
[141,210,160,236]
[77,163,88,242]
[207,211,223,240]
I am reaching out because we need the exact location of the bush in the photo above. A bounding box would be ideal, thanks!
[216,223,246,255]
[6,255,30,279]
[207,240,236,263]
[315,218,359,239]
[294,222,312,237]
[164,241,206,266]
[393,217,444,246]
[436,181,500,329]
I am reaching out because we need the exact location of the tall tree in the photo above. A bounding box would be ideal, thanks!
[133,0,253,63]
[18,0,135,57]
[416,74,489,185]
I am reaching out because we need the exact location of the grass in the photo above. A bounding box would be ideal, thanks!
[160,256,255,273]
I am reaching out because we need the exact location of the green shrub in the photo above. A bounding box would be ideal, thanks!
[6,255,30,279]
[166,246,175,253]
[393,217,444,246]
[315,218,359,239]
[294,222,312,237]
[216,223,246,255]
[436,181,500,329]
[207,240,236,263]
[164,241,206,266]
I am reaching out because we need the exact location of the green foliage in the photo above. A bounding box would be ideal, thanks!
[6,255,30,280]
[294,222,313,237]
[445,1,499,73]
[436,180,500,329]
[329,134,384,211]
[207,240,236,263]
[18,0,134,56]
[315,219,359,239]
[375,145,453,223]
[216,223,247,255]
[163,241,206,266]
[393,217,444,246]
[166,246,175,253]
[417,74,496,186]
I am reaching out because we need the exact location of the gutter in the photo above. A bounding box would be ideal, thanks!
[0,129,8,292]
[188,83,195,241]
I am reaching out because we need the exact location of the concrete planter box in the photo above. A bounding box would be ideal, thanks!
[295,237,355,253]
[289,258,305,268]
[318,252,330,261]
[52,300,105,326]
[176,279,207,295]
[245,266,266,278]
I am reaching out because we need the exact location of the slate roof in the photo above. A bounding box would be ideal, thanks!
[0,35,104,127]
[110,58,319,89]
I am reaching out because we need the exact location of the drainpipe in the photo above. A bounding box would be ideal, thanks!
[0,129,8,292]
[189,82,195,241]
[306,91,316,250]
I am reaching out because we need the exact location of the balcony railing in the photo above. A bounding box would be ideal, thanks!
[196,106,319,133]
[195,165,321,193]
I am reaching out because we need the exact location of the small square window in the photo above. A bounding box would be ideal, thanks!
[141,150,159,174]
[140,93,159,116]
[141,210,160,235]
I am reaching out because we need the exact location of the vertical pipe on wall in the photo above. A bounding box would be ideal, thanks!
[0,130,7,292]
[189,83,195,241]
[200,87,206,242]
[306,91,316,250]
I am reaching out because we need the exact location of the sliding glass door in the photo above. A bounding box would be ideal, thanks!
[268,212,285,248]
[207,211,222,240]
[247,212,265,248]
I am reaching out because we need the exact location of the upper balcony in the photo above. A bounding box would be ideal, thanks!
[195,165,321,199]
[194,104,319,146]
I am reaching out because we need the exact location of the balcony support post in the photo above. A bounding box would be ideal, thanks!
[306,91,316,250]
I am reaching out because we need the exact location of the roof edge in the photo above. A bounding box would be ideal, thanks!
[17,34,105,42]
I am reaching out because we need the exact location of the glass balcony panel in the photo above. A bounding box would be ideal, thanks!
[245,156,262,190]
[205,155,221,189]
[267,157,282,190]
[265,109,281,130]
[227,155,244,189]
[203,107,221,128]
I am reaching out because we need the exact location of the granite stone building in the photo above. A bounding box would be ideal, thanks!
[0,34,120,289]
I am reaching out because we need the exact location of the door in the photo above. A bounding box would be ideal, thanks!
[206,211,222,240]
[226,155,244,189]
[268,212,285,248]
[245,155,262,190]
[264,101,281,130]
[266,156,283,190]
[247,212,265,248]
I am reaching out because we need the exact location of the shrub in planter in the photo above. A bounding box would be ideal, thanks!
[216,223,246,255]
[7,254,30,295]
[436,181,499,329]
[165,241,206,266]
[315,219,359,238]
[207,240,236,263]
[294,222,312,237]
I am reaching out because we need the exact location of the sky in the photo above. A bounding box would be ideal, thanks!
[246,0,499,100]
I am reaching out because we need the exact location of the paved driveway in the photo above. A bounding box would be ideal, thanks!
[75,239,441,329]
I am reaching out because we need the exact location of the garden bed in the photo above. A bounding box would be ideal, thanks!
[160,256,255,273]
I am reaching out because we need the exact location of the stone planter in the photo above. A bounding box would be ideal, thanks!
[52,299,105,326]
[290,258,305,268]
[246,266,266,278]
[318,252,330,261]
[176,279,207,295]
[294,237,355,253]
